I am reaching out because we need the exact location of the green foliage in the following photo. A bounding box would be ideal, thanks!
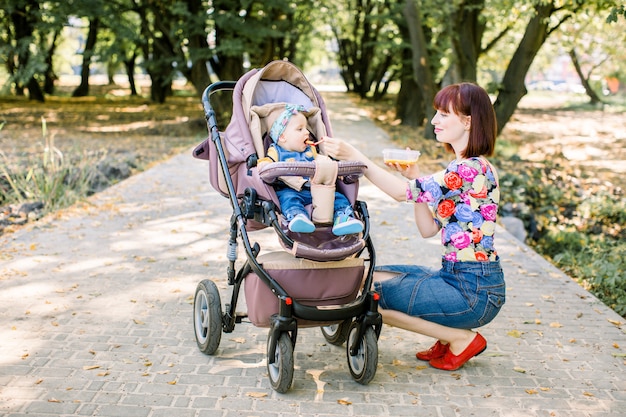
[497,159,626,317]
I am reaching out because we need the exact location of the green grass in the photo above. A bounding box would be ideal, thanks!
[0,119,98,211]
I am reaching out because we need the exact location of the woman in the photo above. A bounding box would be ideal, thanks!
[323,82,505,371]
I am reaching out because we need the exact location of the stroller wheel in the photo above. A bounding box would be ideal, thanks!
[346,322,378,385]
[320,319,352,346]
[266,332,294,393]
[193,279,223,355]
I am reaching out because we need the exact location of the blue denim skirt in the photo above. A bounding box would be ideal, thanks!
[373,260,505,329]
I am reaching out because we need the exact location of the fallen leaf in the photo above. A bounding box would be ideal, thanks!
[392,359,403,366]
[229,337,245,344]
[48,398,60,403]
[415,365,428,370]
[539,387,551,391]
[337,399,352,405]
[583,392,595,397]
[82,365,100,370]
[97,371,110,376]
[507,330,522,338]
[612,343,620,349]
[388,371,397,378]
[549,322,563,328]
[246,392,268,398]
[513,366,526,373]
[607,319,622,326]
[134,319,145,325]
[167,379,177,385]
[525,389,538,395]
[35,379,43,384]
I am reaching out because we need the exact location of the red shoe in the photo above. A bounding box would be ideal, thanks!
[416,340,449,361]
[429,333,487,371]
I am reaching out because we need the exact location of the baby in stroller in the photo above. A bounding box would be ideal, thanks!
[192,60,382,393]
[258,103,364,236]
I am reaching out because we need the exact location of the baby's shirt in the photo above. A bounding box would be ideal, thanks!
[266,144,317,163]
[406,157,500,262]
[261,144,318,191]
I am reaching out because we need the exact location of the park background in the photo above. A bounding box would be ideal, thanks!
[1,1,625,317]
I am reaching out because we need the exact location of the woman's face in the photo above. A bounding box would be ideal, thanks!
[431,104,470,151]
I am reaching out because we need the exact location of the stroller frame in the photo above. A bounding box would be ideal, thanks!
[192,64,382,393]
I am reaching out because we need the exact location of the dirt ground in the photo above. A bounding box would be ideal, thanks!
[504,93,626,191]
[0,86,207,174]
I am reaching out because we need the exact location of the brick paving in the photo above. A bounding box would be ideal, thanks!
[1,92,625,417]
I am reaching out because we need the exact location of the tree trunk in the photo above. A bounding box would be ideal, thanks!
[451,0,485,83]
[402,0,436,138]
[185,0,212,96]
[124,54,138,96]
[569,48,603,105]
[72,18,100,97]
[396,75,425,127]
[493,2,554,134]
[43,30,59,95]
[11,1,44,102]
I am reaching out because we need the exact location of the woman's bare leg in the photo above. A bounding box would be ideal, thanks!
[380,308,476,355]
[371,270,477,355]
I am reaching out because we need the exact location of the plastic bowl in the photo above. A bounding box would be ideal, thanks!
[382,149,421,167]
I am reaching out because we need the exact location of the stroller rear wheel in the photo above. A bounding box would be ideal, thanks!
[346,322,378,385]
[320,319,351,346]
[267,332,294,393]
[193,279,223,355]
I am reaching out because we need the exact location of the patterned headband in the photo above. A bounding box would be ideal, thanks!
[269,103,307,142]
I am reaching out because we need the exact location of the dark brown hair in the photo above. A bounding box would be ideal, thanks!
[433,83,497,157]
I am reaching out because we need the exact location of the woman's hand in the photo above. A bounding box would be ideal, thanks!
[385,161,420,180]
[321,136,365,162]
[384,147,420,180]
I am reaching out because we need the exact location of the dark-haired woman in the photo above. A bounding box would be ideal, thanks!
[323,82,505,371]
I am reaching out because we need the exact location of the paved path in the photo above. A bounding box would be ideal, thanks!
[1,92,624,417]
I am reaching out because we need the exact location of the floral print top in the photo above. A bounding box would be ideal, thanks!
[406,157,500,262]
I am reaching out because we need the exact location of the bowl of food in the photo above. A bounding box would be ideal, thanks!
[383,148,421,167]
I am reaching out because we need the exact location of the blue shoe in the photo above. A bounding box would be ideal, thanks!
[288,213,315,233]
[332,213,363,236]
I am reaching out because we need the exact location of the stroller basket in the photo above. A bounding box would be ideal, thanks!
[191,60,382,393]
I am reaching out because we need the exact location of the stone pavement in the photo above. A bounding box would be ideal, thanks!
[1,91,625,417]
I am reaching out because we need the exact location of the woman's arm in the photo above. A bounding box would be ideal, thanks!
[322,136,407,201]
[413,203,441,237]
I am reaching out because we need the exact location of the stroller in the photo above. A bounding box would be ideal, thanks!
[191,60,382,393]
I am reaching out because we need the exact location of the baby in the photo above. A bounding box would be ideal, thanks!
[260,103,363,236]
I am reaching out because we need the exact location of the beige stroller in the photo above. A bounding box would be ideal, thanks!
[191,60,382,393]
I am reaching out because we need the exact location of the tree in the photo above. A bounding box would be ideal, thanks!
[72,17,100,97]
[493,1,583,133]
[326,0,402,98]
[4,0,46,101]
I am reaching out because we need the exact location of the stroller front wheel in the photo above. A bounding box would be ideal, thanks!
[193,279,223,355]
[267,332,294,393]
[346,322,378,385]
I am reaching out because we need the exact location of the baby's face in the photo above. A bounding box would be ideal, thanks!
[279,113,310,152]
